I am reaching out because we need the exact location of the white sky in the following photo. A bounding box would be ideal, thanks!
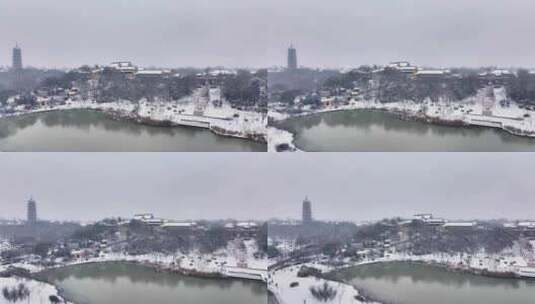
[0,153,534,222]
[2,0,535,68]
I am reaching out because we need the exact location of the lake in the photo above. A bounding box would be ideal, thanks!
[38,263,267,304]
[333,262,535,304]
[277,110,535,151]
[0,110,266,152]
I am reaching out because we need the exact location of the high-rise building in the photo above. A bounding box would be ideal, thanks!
[27,197,37,224]
[287,45,297,70]
[12,44,22,70]
[302,196,312,223]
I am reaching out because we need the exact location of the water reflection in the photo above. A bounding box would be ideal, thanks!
[38,263,266,304]
[338,263,534,289]
[331,262,535,304]
[0,110,266,151]
[278,110,535,151]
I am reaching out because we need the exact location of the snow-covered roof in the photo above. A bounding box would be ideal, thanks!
[491,69,512,76]
[480,69,513,77]
[236,221,258,228]
[197,69,237,77]
[388,61,412,68]
[518,222,535,228]
[443,222,476,228]
[209,69,237,76]
[109,61,137,72]
[414,213,433,220]
[133,213,154,220]
[416,69,449,75]
[144,218,165,225]
[161,222,197,228]
[110,61,134,68]
[136,70,164,75]
[426,218,446,223]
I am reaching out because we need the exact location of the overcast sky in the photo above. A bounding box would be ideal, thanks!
[0,0,270,68]
[0,153,534,222]
[264,0,535,68]
[2,0,535,68]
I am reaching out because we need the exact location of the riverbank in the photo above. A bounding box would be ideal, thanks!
[270,247,535,304]
[269,88,535,151]
[6,240,267,279]
[2,257,265,304]
[33,261,265,304]
[317,250,532,283]
[1,239,267,303]
[0,96,267,145]
[327,260,535,304]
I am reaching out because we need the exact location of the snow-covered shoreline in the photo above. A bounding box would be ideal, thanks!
[269,88,535,151]
[270,248,535,304]
[0,276,73,304]
[269,265,379,304]
[0,96,267,144]
[267,126,300,152]
[7,239,267,279]
[2,239,267,304]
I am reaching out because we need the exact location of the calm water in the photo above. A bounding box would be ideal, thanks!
[278,110,535,151]
[38,263,266,304]
[334,262,535,304]
[0,110,266,151]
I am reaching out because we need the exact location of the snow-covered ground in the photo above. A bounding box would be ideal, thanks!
[269,266,378,304]
[0,88,267,142]
[267,127,299,152]
[379,249,532,276]
[136,100,267,140]
[0,239,13,254]
[0,276,72,304]
[302,246,532,278]
[269,87,535,151]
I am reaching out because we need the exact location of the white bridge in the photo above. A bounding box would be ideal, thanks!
[223,266,267,282]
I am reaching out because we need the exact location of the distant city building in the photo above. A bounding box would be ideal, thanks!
[132,213,164,225]
[12,44,22,70]
[413,213,446,226]
[287,45,297,70]
[27,197,37,224]
[133,213,155,221]
[386,61,417,74]
[414,69,450,78]
[442,222,477,231]
[135,69,171,79]
[109,61,137,74]
[478,69,514,86]
[302,196,312,223]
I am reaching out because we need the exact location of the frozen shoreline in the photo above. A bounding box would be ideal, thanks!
[269,88,535,151]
